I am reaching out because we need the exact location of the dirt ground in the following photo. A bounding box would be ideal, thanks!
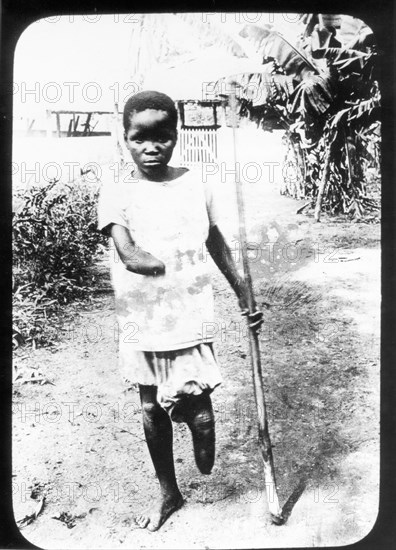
[12,178,380,549]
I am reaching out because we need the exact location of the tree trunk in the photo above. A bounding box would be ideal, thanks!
[314,141,332,222]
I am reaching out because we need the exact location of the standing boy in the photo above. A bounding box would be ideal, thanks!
[98,91,262,530]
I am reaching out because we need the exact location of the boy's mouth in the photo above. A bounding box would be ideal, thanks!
[143,158,163,165]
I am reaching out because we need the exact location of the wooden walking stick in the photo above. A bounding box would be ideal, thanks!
[229,83,284,525]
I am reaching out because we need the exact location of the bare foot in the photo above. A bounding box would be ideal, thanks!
[135,493,184,531]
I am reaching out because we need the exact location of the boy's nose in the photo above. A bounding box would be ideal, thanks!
[144,141,160,153]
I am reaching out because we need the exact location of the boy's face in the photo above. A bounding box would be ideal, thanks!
[124,109,177,176]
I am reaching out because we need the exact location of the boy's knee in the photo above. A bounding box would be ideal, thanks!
[142,401,159,416]
[141,400,161,417]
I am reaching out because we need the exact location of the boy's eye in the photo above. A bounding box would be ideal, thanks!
[157,134,173,143]
[128,132,173,144]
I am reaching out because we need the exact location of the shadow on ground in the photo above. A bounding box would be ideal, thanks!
[183,239,378,519]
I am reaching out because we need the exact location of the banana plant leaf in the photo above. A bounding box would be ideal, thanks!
[240,24,318,80]
[290,72,336,117]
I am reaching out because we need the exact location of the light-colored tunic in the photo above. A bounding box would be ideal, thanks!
[97,168,222,410]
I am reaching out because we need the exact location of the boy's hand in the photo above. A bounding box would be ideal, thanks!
[238,295,264,332]
[241,307,264,331]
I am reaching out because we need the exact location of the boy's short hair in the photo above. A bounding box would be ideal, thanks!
[123,90,178,131]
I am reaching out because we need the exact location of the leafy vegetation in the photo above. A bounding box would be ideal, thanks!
[13,178,106,348]
[233,15,381,220]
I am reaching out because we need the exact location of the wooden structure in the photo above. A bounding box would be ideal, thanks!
[178,128,218,167]
[45,110,113,138]
[176,99,222,168]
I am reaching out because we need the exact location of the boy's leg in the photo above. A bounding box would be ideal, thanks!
[135,384,184,531]
[183,392,216,475]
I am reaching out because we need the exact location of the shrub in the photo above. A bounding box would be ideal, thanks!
[13,178,106,347]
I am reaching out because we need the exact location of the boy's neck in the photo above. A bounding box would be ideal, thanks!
[134,165,172,182]
[134,165,186,182]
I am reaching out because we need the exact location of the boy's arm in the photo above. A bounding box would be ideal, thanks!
[206,225,263,329]
[109,224,165,276]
